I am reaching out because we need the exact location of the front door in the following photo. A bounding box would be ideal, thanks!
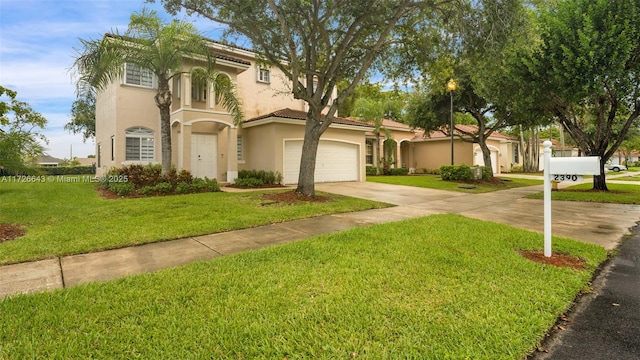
[191,134,217,179]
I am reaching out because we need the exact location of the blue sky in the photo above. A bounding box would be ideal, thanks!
[0,0,227,159]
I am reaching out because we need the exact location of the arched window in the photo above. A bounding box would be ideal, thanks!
[214,73,231,105]
[125,127,155,161]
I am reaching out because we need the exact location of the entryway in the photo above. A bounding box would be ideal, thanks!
[191,134,217,179]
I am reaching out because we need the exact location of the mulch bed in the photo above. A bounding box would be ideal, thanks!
[0,223,25,244]
[519,250,586,270]
[262,191,331,204]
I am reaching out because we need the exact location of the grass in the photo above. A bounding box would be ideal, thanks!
[367,174,543,193]
[527,182,640,204]
[608,174,640,182]
[0,176,390,265]
[0,214,607,359]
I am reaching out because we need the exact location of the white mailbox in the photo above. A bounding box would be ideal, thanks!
[548,156,600,175]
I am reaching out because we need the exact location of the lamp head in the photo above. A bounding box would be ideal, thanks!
[447,79,457,91]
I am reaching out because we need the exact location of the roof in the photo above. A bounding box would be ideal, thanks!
[415,124,515,141]
[38,154,64,164]
[104,33,251,67]
[244,108,374,129]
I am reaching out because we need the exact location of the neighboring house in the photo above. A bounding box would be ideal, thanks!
[37,154,64,167]
[94,39,371,184]
[363,119,417,170]
[365,121,520,175]
[75,157,96,166]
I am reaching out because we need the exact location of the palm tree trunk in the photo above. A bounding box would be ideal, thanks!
[155,78,172,175]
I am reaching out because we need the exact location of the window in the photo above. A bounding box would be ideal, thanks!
[191,80,207,102]
[124,63,155,88]
[236,135,244,161]
[174,77,181,99]
[513,143,519,164]
[366,139,374,165]
[125,127,155,161]
[97,144,102,167]
[257,68,270,84]
[110,136,115,161]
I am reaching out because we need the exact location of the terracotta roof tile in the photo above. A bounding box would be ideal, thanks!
[415,125,515,141]
[245,108,374,129]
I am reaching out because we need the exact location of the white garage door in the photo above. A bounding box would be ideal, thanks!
[474,149,498,174]
[284,140,359,184]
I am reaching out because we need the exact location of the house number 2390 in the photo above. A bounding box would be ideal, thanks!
[552,174,581,182]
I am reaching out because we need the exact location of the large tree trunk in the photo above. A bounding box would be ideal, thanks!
[479,137,493,176]
[155,78,172,175]
[295,117,323,197]
[593,161,608,191]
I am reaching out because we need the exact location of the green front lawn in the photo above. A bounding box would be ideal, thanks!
[527,182,640,204]
[608,174,640,182]
[0,177,390,265]
[367,174,543,193]
[0,214,606,359]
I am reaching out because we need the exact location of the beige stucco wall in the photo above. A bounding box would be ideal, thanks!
[95,81,160,176]
[237,67,306,119]
[412,139,474,171]
[242,121,368,180]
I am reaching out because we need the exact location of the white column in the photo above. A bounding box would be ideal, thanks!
[184,74,191,107]
[226,126,238,183]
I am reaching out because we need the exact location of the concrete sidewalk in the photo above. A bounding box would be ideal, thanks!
[2,182,640,299]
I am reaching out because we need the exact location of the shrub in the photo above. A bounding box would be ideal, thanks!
[36,166,95,175]
[101,164,219,197]
[366,166,379,176]
[510,165,524,173]
[238,169,282,186]
[175,182,192,194]
[480,166,493,180]
[109,182,135,196]
[234,177,264,187]
[440,164,474,181]
[389,168,409,176]
[153,182,173,194]
[191,177,220,192]
[138,186,155,196]
[177,170,193,184]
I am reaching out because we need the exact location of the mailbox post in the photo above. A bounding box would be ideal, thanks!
[543,141,600,257]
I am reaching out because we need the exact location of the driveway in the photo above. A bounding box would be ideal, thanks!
[317,181,640,250]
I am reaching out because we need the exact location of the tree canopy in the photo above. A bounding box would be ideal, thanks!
[0,86,48,175]
[65,90,95,143]
[160,0,453,196]
[402,0,535,172]
[516,0,640,190]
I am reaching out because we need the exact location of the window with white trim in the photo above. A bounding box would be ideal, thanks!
[257,68,270,84]
[191,80,207,102]
[125,127,155,161]
[236,135,244,161]
[124,63,155,88]
[366,139,374,166]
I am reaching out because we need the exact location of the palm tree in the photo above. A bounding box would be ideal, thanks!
[72,8,242,175]
[352,97,395,175]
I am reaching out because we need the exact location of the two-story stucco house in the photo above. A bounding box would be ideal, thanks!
[94,40,372,184]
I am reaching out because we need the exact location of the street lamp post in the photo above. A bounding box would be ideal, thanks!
[447,79,457,165]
